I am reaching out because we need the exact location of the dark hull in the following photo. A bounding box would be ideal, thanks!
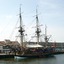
[15,51,64,58]
[15,53,54,58]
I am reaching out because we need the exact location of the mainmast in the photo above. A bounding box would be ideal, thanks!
[19,5,24,47]
[36,9,41,44]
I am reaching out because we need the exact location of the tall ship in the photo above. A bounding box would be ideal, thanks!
[14,7,55,58]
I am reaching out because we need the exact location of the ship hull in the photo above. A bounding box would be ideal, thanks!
[15,53,54,58]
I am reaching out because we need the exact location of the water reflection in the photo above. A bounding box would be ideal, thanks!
[0,55,64,64]
[14,56,56,64]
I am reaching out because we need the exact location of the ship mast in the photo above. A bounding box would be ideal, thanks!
[19,5,24,47]
[36,9,41,44]
[45,25,48,43]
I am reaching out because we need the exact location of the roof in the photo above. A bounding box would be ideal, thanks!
[26,44,43,48]
[6,41,20,46]
[5,40,20,46]
[0,40,20,46]
[0,41,6,46]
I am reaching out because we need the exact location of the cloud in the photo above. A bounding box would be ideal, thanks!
[5,15,13,19]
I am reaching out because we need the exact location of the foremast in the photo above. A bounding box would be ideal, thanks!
[19,6,24,47]
[36,9,41,44]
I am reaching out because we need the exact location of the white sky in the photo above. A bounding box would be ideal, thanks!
[0,0,64,42]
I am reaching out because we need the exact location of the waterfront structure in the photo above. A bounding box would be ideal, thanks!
[0,6,63,58]
[0,41,64,49]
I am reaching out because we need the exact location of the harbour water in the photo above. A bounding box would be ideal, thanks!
[0,54,64,64]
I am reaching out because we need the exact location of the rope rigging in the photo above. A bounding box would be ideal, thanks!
[9,18,19,40]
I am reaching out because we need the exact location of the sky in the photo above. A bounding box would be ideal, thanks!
[0,0,64,42]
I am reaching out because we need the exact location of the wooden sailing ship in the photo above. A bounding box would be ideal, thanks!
[14,6,55,58]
